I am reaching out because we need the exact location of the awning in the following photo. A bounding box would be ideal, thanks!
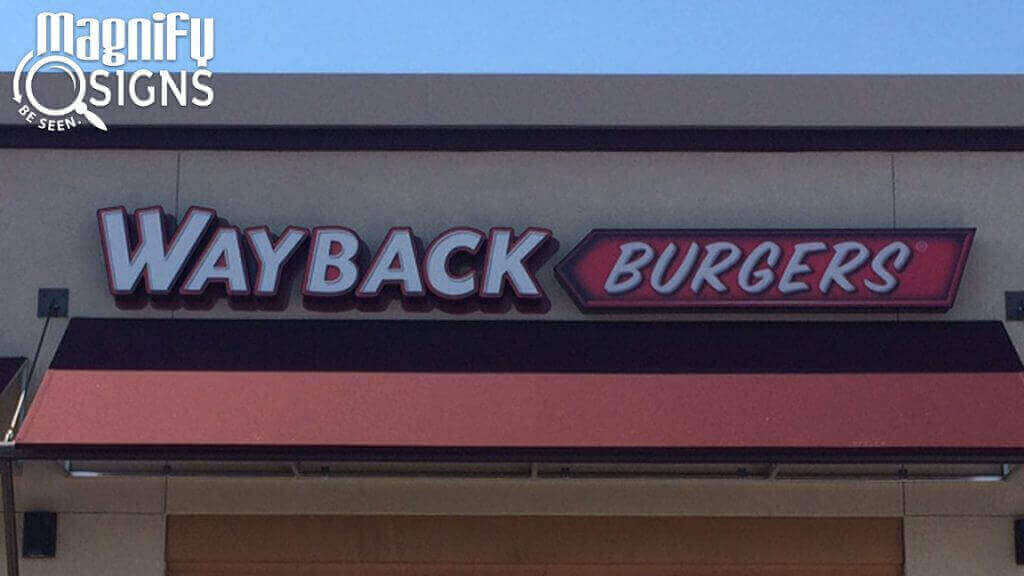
[14,319,1024,462]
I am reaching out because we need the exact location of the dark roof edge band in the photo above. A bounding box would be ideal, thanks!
[4,126,1024,151]
[10,444,1024,464]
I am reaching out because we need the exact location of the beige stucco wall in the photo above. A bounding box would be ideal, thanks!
[2,148,1024,574]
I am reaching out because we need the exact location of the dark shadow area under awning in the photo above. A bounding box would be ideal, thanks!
[0,359,24,396]
[0,357,26,441]
[12,318,1024,463]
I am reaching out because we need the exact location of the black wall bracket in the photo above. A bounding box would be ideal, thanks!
[36,289,68,318]
[1006,292,1024,321]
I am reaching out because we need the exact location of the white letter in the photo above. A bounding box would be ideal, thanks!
[819,241,869,294]
[651,242,699,295]
[127,18,152,61]
[152,12,166,60]
[165,11,188,61]
[181,227,248,295]
[303,228,360,296]
[100,18,126,66]
[245,227,307,296]
[160,70,188,106]
[37,12,74,55]
[424,228,484,299]
[738,241,781,294]
[98,205,214,294]
[865,241,912,294]
[88,70,111,106]
[357,228,424,297]
[129,69,155,106]
[603,242,654,295]
[690,242,741,293]
[480,228,550,298]
[778,242,827,295]
[75,18,99,61]
[190,69,214,107]
[190,17,214,67]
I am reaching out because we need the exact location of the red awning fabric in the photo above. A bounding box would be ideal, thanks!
[14,319,1024,461]
[18,370,1024,448]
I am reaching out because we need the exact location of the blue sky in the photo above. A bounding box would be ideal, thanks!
[2,0,1022,73]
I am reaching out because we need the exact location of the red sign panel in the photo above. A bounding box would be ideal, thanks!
[555,229,974,311]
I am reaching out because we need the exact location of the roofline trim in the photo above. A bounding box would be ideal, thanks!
[5,126,1024,151]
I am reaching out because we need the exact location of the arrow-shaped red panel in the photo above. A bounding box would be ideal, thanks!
[555,229,974,311]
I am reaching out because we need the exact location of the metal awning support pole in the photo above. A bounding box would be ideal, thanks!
[2,459,18,576]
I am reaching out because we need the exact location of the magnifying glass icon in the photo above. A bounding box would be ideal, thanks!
[24,54,107,131]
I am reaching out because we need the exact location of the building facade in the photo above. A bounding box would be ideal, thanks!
[1,74,1024,574]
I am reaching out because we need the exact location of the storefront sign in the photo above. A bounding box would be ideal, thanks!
[97,206,555,311]
[555,229,973,311]
[97,208,974,313]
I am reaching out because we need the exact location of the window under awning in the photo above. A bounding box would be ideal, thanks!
[12,318,1024,462]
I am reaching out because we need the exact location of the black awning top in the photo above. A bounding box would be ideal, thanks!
[50,318,1022,374]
